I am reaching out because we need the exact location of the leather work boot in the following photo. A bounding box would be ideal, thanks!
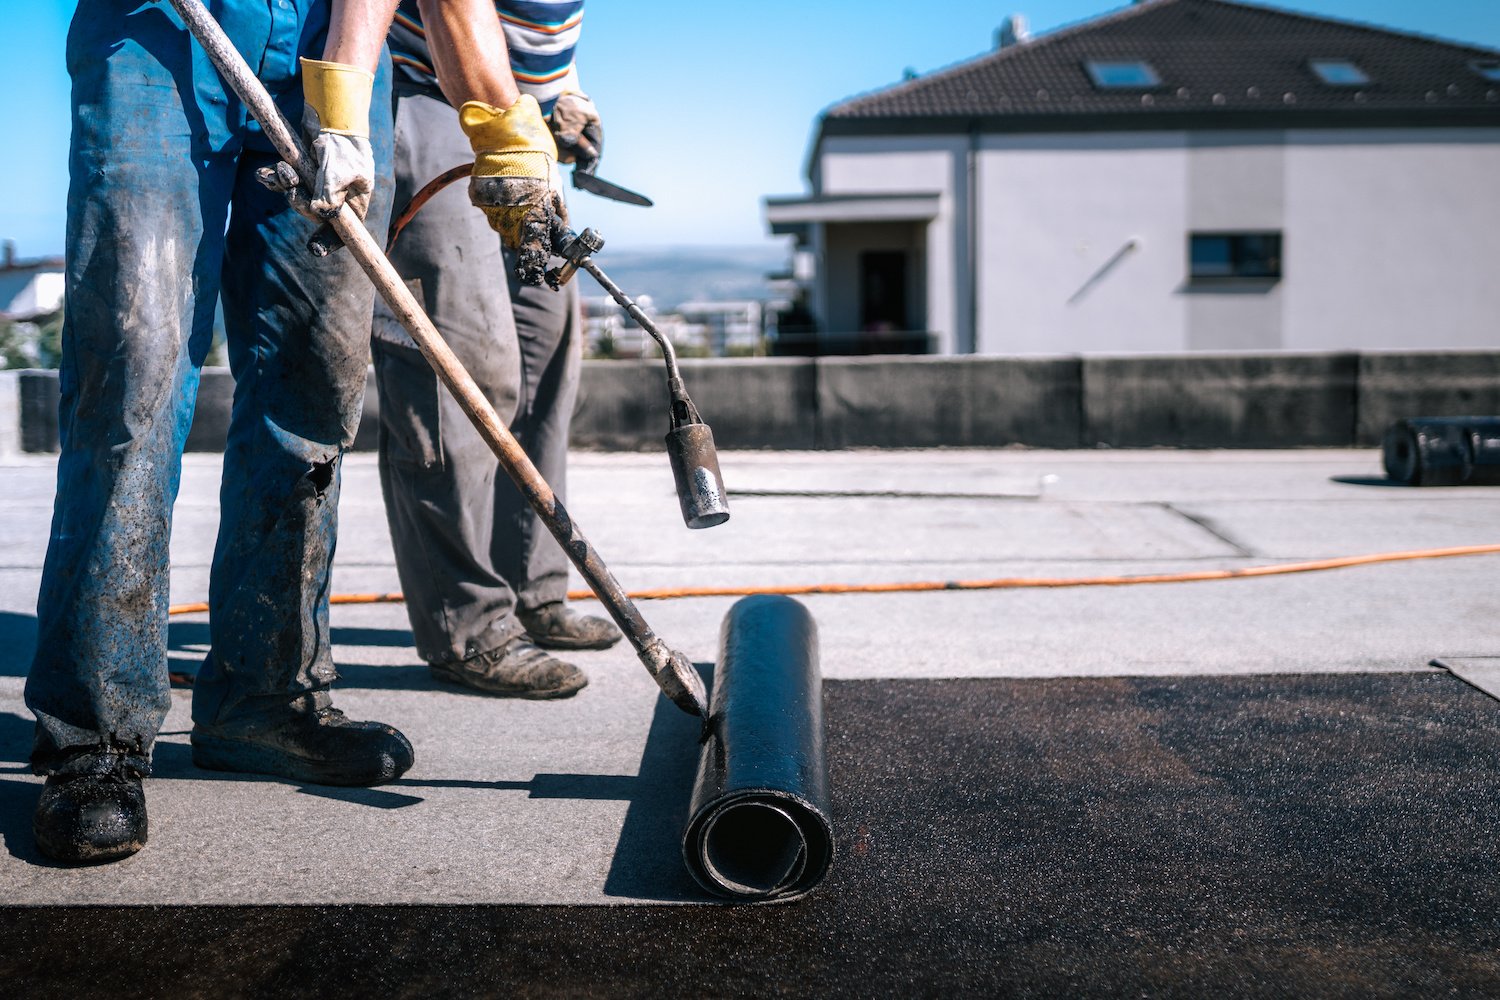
[191,707,414,787]
[33,746,149,865]
[518,602,622,651]
[431,635,588,698]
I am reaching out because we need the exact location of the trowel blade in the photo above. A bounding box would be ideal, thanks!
[573,170,654,207]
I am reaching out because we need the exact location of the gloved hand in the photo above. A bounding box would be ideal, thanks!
[460,94,568,286]
[549,91,603,172]
[256,58,376,222]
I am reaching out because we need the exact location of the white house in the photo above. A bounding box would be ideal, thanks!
[765,0,1500,355]
[0,244,64,322]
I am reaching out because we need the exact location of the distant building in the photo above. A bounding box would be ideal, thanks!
[582,295,708,358]
[765,0,1500,355]
[675,300,764,356]
[0,243,64,322]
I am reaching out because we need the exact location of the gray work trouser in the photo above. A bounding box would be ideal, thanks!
[372,91,581,665]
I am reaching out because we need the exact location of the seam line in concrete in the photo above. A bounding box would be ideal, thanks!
[811,356,825,449]
[1159,502,1255,557]
[728,489,1040,501]
[577,555,1341,570]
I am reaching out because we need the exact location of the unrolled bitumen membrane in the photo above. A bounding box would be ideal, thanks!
[683,595,833,901]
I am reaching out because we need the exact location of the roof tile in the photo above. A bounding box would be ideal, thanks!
[827,0,1500,121]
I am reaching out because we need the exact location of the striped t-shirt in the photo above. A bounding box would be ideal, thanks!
[388,0,584,114]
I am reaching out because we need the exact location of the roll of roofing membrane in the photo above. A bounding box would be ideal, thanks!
[683,595,833,901]
[1383,417,1500,486]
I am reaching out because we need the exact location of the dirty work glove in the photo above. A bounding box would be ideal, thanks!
[460,94,568,286]
[256,58,375,222]
[549,91,602,171]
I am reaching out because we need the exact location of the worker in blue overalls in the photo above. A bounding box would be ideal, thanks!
[27,0,565,865]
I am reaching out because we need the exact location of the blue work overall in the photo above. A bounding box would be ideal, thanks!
[25,0,393,770]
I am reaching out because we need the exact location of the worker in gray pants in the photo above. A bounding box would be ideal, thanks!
[373,81,619,698]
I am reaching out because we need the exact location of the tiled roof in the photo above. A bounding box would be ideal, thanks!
[824,0,1500,127]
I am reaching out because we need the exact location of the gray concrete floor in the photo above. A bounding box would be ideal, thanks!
[1,448,1497,904]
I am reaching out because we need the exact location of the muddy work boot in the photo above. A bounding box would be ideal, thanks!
[431,635,588,698]
[191,707,414,787]
[518,603,622,651]
[33,746,149,865]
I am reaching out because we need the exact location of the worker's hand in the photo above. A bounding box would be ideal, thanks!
[549,92,602,171]
[304,130,375,220]
[256,58,376,222]
[460,94,569,286]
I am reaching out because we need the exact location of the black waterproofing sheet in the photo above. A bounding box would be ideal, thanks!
[683,595,833,900]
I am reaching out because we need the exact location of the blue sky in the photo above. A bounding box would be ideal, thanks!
[3,0,1498,257]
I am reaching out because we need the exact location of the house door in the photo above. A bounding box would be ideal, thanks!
[859,251,907,332]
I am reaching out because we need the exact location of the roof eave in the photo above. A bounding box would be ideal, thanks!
[817,106,1500,139]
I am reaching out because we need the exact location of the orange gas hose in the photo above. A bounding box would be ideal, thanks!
[386,163,473,254]
[165,542,1500,616]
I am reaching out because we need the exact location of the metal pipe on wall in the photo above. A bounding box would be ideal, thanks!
[683,595,834,901]
[965,119,980,355]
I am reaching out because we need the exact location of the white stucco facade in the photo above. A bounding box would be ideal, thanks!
[795,127,1500,355]
[0,269,65,321]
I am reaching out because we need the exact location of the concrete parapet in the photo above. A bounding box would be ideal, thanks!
[572,358,818,451]
[679,358,819,450]
[7,351,1499,453]
[570,360,675,450]
[13,367,382,455]
[0,371,17,457]
[184,369,234,452]
[19,371,60,454]
[1356,351,1500,446]
[1083,353,1359,448]
[815,356,1082,448]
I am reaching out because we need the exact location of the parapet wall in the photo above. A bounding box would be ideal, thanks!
[4,350,1498,455]
[573,351,1500,451]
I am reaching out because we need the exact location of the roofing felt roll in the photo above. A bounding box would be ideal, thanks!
[684,595,833,901]
[1383,418,1500,487]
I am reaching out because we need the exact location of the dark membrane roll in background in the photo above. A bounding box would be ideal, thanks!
[683,595,833,901]
[1383,417,1500,486]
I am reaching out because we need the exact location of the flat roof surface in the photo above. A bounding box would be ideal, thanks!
[3,449,1498,993]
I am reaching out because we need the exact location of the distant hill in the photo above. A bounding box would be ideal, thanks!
[584,244,790,311]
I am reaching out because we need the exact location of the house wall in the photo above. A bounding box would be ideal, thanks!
[814,127,1500,355]
[979,126,1500,355]
[1282,128,1500,351]
[816,136,968,353]
[822,221,927,335]
[1184,131,1286,351]
[979,131,1191,354]
[0,270,65,320]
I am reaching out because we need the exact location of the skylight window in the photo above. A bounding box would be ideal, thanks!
[1084,60,1161,89]
[1309,59,1370,86]
[1471,60,1500,82]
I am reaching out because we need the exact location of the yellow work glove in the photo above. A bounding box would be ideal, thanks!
[460,94,568,286]
[258,58,376,222]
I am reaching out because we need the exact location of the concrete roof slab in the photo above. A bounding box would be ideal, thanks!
[1,448,1496,907]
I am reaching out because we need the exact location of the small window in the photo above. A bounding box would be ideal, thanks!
[1471,60,1500,82]
[1189,233,1282,281]
[1309,59,1370,86]
[1084,60,1161,89]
